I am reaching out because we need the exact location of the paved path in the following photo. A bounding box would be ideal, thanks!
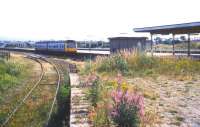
[69,73,90,127]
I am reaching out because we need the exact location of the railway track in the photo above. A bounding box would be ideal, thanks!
[47,58,77,126]
[1,57,44,127]
[44,58,61,127]
[1,56,62,127]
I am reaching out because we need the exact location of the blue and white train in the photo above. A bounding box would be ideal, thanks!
[35,40,77,53]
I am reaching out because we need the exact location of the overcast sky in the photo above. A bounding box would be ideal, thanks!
[0,0,200,40]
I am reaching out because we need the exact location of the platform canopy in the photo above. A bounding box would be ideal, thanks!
[134,22,200,34]
[133,22,200,56]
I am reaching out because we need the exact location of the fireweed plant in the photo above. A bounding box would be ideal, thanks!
[85,50,200,126]
[87,73,144,127]
[109,74,144,127]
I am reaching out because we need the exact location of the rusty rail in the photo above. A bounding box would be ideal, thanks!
[1,57,44,127]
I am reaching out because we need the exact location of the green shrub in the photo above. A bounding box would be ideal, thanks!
[58,85,70,103]
[97,57,113,72]
[0,74,18,91]
[113,55,128,73]
[0,61,22,92]
[137,55,158,69]
[0,59,28,110]
[97,54,128,74]
[126,54,158,76]
[6,62,21,76]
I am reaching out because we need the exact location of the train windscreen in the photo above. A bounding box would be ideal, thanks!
[66,40,76,48]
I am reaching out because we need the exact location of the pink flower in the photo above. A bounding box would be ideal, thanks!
[110,89,145,119]
[111,90,123,104]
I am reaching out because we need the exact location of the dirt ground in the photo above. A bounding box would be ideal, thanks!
[127,75,200,127]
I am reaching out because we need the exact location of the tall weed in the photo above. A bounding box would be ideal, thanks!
[88,76,100,107]
[94,50,200,77]
[0,60,23,92]
[96,54,128,74]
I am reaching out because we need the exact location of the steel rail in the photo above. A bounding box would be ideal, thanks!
[45,59,61,127]
[1,56,67,127]
[1,57,45,127]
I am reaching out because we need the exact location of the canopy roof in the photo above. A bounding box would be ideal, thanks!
[109,37,147,40]
[134,22,200,34]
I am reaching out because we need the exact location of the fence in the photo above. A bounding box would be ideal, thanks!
[0,50,10,60]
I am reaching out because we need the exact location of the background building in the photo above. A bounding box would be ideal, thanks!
[109,37,147,53]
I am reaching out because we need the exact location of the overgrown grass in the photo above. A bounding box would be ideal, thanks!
[88,77,100,107]
[82,50,200,127]
[82,51,200,77]
[0,57,71,127]
[0,58,26,92]
[0,57,33,125]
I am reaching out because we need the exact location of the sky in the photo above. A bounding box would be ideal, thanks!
[0,0,200,41]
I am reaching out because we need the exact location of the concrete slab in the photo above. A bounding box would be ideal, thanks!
[69,73,91,127]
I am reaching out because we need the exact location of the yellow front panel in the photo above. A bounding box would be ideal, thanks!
[65,48,77,53]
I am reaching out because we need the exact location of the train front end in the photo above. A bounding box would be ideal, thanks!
[65,40,77,53]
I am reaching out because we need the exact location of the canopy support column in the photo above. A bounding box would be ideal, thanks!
[150,33,153,56]
[187,33,191,56]
[172,34,175,56]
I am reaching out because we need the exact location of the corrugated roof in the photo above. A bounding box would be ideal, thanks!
[134,22,200,34]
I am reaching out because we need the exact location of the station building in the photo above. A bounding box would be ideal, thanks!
[109,37,147,53]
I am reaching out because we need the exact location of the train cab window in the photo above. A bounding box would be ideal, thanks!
[66,40,76,48]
